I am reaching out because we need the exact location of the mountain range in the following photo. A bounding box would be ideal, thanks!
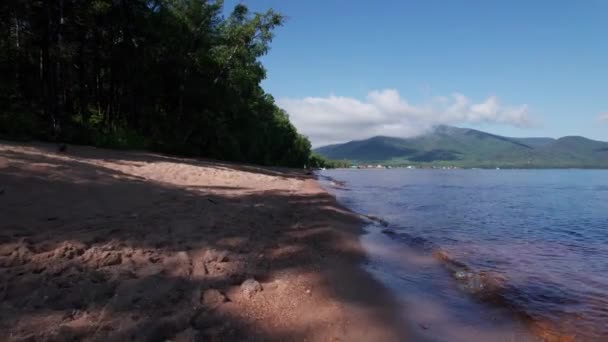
[314,125,608,168]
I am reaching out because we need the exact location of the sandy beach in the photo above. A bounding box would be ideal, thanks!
[0,141,409,341]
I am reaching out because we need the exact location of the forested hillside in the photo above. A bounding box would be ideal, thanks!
[315,125,608,168]
[0,0,311,167]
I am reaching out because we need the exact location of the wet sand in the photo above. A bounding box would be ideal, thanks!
[0,141,409,341]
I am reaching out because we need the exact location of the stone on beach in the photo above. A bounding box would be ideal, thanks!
[203,249,229,263]
[100,251,122,266]
[241,278,262,298]
[202,288,226,309]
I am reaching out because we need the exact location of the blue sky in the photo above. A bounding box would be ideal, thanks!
[225,0,607,146]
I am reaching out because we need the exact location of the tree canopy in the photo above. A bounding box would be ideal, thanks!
[0,0,312,167]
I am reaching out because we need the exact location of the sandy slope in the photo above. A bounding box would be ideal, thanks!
[0,141,409,341]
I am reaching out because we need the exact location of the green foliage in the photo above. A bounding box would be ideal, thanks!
[308,153,350,169]
[91,128,151,150]
[0,110,42,140]
[0,0,311,168]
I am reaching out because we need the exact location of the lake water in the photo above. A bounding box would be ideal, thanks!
[319,169,608,341]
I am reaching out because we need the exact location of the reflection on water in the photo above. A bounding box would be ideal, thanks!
[320,169,608,341]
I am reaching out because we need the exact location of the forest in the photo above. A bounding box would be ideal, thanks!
[0,0,326,168]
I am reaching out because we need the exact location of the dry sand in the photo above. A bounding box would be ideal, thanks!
[0,141,410,341]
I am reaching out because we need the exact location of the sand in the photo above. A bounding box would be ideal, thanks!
[0,141,410,341]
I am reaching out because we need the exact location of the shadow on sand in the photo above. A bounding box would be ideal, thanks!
[0,141,406,341]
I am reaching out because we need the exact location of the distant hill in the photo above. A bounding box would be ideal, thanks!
[314,125,608,168]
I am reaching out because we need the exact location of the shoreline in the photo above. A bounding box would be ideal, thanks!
[319,173,536,341]
[319,169,588,342]
[0,141,409,341]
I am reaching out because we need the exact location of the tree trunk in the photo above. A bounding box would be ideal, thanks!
[43,3,56,134]
[78,30,88,122]
[55,0,65,137]
[14,15,21,98]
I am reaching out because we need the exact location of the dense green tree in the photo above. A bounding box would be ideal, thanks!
[308,153,350,169]
[0,0,312,167]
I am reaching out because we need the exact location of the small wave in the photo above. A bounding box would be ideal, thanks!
[433,249,507,298]
[412,204,446,211]
[381,229,435,250]
[362,214,389,227]
[317,174,350,190]
[338,206,584,339]
[330,181,349,190]
[380,231,519,309]
[437,185,465,189]
[432,249,579,341]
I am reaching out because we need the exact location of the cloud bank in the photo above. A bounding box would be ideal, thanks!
[277,89,532,147]
[598,112,608,123]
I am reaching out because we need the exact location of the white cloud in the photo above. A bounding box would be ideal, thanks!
[277,89,532,147]
[598,112,608,123]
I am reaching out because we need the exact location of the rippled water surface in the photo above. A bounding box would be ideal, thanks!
[320,169,608,341]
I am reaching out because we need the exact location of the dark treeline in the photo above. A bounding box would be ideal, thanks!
[0,0,313,167]
[308,153,350,169]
